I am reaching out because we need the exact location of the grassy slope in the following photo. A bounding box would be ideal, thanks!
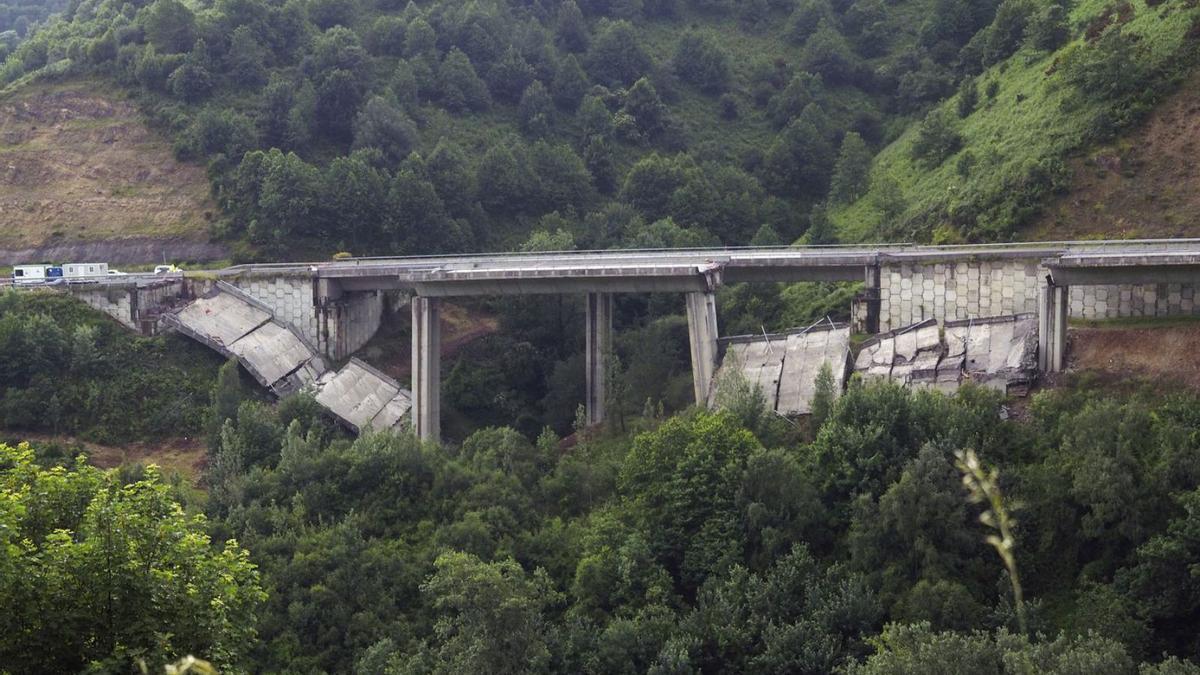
[0,79,215,249]
[832,0,1200,243]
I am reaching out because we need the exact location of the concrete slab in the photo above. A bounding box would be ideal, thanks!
[777,326,850,416]
[314,359,411,433]
[228,322,313,387]
[174,293,271,347]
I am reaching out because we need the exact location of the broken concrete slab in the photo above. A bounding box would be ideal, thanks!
[315,358,411,433]
[711,323,851,417]
[174,292,272,348]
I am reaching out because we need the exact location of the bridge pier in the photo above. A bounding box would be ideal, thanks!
[411,296,441,443]
[686,291,719,405]
[864,263,881,334]
[1039,280,1068,372]
[585,292,614,426]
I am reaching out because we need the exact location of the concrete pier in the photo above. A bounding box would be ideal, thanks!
[863,264,881,335]
[411,296,441,443]
[1038,281,1068,372]
[686,291,719,404]
[585,293,613,426]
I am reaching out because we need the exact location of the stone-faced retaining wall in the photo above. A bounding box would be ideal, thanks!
[877,256,1200,332]
[71,279,184,334]
[225,273,319,347]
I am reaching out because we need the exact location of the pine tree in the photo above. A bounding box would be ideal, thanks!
[828,131,871,204]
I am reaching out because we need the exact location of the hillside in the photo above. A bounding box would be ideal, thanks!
[0,81,224,264]
[0,0,1003,259]
[832,0,1200,243]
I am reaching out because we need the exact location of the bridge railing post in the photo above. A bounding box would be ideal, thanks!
[686,291,719,406]
[411,296,441,443]
[585,292,613,426]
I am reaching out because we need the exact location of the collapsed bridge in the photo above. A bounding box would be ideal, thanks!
[24,238,1200,442]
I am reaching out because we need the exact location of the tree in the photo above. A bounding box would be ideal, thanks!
[0,443,266,673]
[404,17,438,58]
[488,46,535,104]
[787,0,837,44]
[810,361,835,430]
[829,131,871,204]
[622,77,671,140]
[352,96,418,165]
[404,552,561,674]
[555,0,589,52]
[321,153,391,248]
[316,68,365,143]
[762,115,835,199]
[800,18,858,84]
[1025,4,1069,52]
[673,30,731,94]
[439,47,491,112]
[910,108,963,168]
[586,19,651,87]
[873,174,907,223]
[619,411,761,592]
[621,153,685,220]
[476,142,534,216]
[806,202,837,245]
[584,136,618,194]
[551,53,590,110]
[956,76,978,118]
[139,0,196,53]
[519,80,553,137]
[227,25,267,87]
[427,139,475,218]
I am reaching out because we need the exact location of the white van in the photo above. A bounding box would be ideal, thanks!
[63,262,109,280]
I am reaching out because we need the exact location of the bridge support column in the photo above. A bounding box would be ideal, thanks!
[686,291,719,406]
[411,296,441,443]
[864,264,881,334]
[585,292,613,426]
[1039,281,1068,373]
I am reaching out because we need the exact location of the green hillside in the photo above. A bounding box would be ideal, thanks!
[832,0,1200,243]
[0,0,1006,258]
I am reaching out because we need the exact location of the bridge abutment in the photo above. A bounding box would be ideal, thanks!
[411,296,441,443]
[686,291,720,405]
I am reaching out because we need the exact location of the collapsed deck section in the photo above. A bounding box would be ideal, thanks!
[710,324,851,416]
[315,358,412,434]
[163,284,412,434]
[855,314,1038,394]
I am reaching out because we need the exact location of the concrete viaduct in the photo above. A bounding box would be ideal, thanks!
[36,239,1200,443]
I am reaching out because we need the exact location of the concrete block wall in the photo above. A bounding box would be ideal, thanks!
[879,257,1200,331]
[73,287,135,329]
[227,274,320,346]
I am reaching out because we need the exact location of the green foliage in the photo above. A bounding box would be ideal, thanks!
[0,443,265,672]
[0,292,220,443]
[911,108,963,168]
[829,131,872,205]
[673,29,730,93]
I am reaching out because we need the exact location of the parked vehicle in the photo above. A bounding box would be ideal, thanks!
[12,265,63,285]
[153,264,181,274]
[63,263,108,280]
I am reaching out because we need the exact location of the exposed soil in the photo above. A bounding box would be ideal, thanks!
[0,235,228,265]
[4,432,207,484]
[0,82,219,259]
[1026,72,1200,240]
[1066,322,1200,389]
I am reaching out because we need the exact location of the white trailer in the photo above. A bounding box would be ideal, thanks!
[12,265,48,284]
[63,262,109,280]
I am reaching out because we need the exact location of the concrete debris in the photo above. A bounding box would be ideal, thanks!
[854,314,1038,395]
[710,324,851,416]
[165,287,413,434]
[315,358,412,434]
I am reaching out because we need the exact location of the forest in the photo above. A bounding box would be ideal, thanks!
[6,360,1200,673]
[1,0,1196,258]
[3,0,1200,671]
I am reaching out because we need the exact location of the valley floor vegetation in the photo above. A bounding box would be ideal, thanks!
[6,367,1200,673]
